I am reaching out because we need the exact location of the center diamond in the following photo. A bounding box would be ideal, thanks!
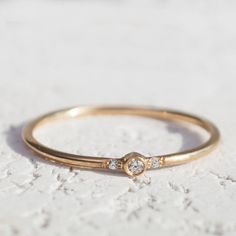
[128,159,145,175]
[123,152,147,177]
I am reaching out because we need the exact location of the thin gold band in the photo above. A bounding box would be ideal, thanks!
[22,106,220,177]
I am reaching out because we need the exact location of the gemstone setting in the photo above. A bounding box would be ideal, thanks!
[128,159,145,175]
[151,157,160,169]
[108,159,119,170]
[123,152,147,177]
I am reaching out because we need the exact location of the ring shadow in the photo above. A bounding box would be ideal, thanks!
[5,121,205,176]
[5,124,125,177]
[165,121,205,152]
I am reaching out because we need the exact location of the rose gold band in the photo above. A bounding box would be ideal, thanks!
[22,106,220,177]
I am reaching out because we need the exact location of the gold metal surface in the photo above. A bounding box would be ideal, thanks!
[22,106,220,177]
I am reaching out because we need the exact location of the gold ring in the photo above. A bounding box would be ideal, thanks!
[22,106,220,177]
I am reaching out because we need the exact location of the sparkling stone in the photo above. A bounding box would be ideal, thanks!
[151,158,160,169]
[128,159,145,175]
[108,159,119,170]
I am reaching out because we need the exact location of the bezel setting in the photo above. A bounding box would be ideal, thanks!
[123,152,147,177]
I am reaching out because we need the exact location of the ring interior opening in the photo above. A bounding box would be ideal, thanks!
[33,110,210,158]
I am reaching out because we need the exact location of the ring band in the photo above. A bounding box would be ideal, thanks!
[22,106,220,177]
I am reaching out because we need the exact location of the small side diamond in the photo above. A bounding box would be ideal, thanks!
[151,158,160,169]
[108,159,119,170]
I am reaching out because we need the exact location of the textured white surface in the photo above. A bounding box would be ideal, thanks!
[0,0,236,236]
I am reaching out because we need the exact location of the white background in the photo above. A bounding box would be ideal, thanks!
[0,0,236,236]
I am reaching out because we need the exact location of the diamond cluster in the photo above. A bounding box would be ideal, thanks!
[108,153,161,176]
